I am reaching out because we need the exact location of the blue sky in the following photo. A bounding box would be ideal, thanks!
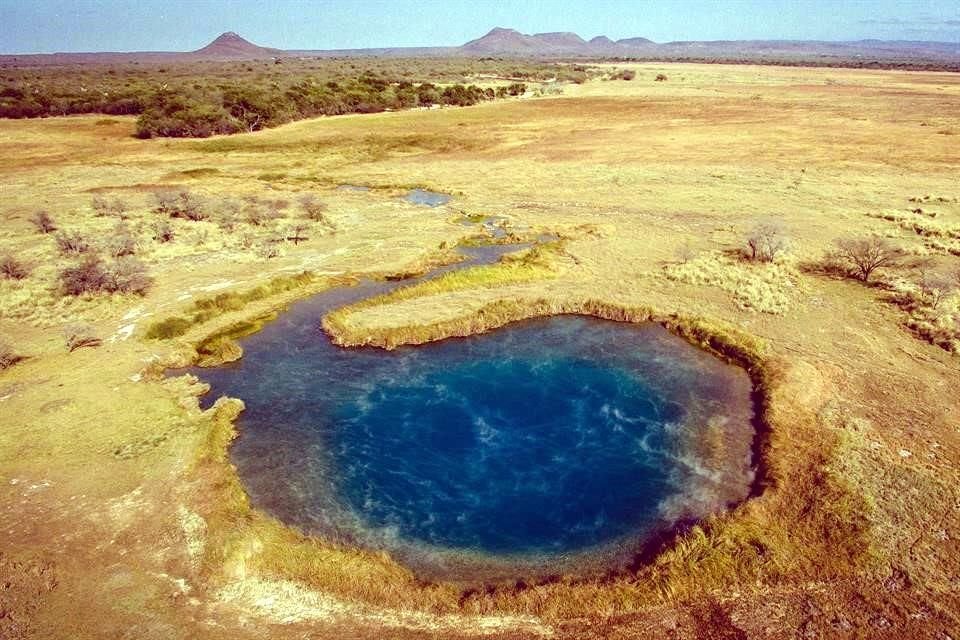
[1,0,958,54]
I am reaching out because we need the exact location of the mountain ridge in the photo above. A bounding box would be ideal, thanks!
[3,29,958,65]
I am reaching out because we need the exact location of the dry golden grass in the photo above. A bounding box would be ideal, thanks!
[2,62,960,638]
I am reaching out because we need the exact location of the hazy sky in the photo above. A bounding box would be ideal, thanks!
[1,0,959,54]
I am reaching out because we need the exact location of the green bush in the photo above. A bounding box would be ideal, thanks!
[144,316,193,340]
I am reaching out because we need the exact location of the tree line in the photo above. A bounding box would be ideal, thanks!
[0,72,527,138]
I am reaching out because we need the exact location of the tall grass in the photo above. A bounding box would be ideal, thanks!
[145,271,316,340]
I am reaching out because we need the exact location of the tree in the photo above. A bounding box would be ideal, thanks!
[745,222,788,262]
[833,237,904,282]
[30,210,57,234]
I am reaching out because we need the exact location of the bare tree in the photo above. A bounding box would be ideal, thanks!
[285,223,309,245]
[745,222,787,262]
[913,259,954,309]
[833,237,904,283]
[675,240,695,264]
[30,210,57,234]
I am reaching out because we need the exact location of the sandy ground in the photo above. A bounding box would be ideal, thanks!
[1,63,959,638]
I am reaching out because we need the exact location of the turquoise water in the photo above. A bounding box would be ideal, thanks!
[193,304,754,582]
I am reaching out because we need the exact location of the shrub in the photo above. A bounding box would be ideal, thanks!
[59,255,152,296]
[151,220,175,243]
[0,340,23,370]
[144,316,192,340]
[0,254,29,279]
[153,190,206,221]
[105,223,137,257]
[620,69,637,81]
[257,241,280,259]
[745,222,788,262]
[299,194,330,223]
[832,237,904,282]
[108,256,152,294]
[675,241,695,264]
[63,323,101,352]
[55,230,92,255]
[30,210,57,234]
[655,73,668,82]
[243,196,283,226]
[91,195,128,219]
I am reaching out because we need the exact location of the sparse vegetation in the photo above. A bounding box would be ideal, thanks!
[0,340,23,370]
[91,195,128,219]
[664,250,800,314]
[55,230,92,255]
[151,220,175,243]
[154,189,207,221]
[299,194,331,225]
[104,223,137,257]
[30,210,57,234]
[63,323,101,352]
[0,254,30,280]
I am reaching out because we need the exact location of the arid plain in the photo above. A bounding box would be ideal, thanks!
[1,63,959,638]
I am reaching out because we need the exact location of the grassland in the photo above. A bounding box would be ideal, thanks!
[1,62,959,639]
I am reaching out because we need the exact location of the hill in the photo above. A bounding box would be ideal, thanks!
[189,31,279,59]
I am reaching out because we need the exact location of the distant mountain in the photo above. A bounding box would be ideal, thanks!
[1,28,958,67]
[617,37,656,48]
[464,28,596,55]
[189,32,279,59]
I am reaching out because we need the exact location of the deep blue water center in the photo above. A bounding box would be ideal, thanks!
[331,352,682,554]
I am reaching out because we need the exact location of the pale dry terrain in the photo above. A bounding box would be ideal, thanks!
[1,63,959,639]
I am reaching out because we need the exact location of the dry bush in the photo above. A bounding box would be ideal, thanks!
[59,255,152,296]
[154,189,207,221]
[745,222,788,262]
[55,230,92,255]
[63,323,101,352]
[243,196,284,226]
[916,261,956,310]
[91,195,128,219]
[299,194,330,223]
[832,236,905,282]
[257,241,281,259]
[675,240,695,264]
[30,210,57,234]
[104,223,137,257]
[0,340,23,370]
[0,254,30,280]
[151,220,175,243]
[108,257,153,295]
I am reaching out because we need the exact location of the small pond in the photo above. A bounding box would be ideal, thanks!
[404,189,451,207]
[191,253,755,582]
